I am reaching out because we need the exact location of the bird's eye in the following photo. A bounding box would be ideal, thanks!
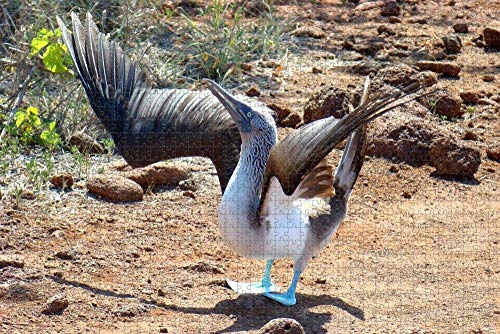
[247,112,252,118]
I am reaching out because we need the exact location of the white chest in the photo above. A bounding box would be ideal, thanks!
[218,177,311,260]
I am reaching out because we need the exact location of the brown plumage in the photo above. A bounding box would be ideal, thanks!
[259,80,431,211]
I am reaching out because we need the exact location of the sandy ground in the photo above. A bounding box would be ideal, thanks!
[1,0,499,333]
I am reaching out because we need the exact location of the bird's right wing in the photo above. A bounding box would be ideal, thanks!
[57,12,241,192]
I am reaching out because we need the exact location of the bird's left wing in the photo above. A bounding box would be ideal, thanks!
[259,80,431,209]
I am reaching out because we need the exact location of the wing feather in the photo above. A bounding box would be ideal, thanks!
[260,79,433,208]
[56,12,241,192]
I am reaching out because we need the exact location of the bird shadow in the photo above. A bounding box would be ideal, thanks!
[48,275,364,333]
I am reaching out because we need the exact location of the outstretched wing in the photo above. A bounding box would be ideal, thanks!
[57,12,241,192]
[260,80,432,208]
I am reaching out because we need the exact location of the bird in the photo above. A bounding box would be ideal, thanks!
[204,76,431,306]
[56,12,274,193]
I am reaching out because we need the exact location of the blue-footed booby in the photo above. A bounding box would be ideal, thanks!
[205,77,431,306]
[57,13,274,193]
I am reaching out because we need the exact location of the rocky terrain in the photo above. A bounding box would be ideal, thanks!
[1,0,499,333]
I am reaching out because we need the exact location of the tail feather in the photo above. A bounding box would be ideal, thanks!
[333,77,370,198]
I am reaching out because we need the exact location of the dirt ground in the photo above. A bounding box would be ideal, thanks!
[1,1,499,333]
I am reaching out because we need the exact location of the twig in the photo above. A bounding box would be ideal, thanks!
[0,4,17,31]
[0,65,37,143]
[49,83,79,132]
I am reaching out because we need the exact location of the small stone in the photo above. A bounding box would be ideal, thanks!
[267,103,292,124]
[353,60,383,75]
[0,255,24,269]
[429,91,463,118]
[482,74,495,82]
[292,26,326,39]
[179,179,197,192]
[441,34,462,54]
[374,64,421,87]
[51,230,64,239]
[402,191,412,199]
[42,294,69,315]
[380,1,401,17]
[159,328,169,333]
[340,51,364,61]
[388,16,401,23]
[303,87,351,123]
[55,250,77,261]
[312,66,323,74]
[463,131,478,141]
[112,304,146,317]
[315,278,327,284]
[87,174,143,202]
[460,91,481,104]
[182,191,196,199]
[240,63,252,72]
[416,61,461,77]
[279,113,302,128]
[260,60,280,68]
[50,172,74,189]
[389,165,399,173]
[477,98,499,107]
[429,138,481,176]
[377,24,396,36]
[344,36,387,56]
[432,50,446,60]
[184,261,225,274]
[125,161,190,188]
[453,22,469,33]
[69,132,104,154]
[258,318,305,334]
[157,288,167,297]
[367,109,444,167]
[21,190,35,200]
[483,27,500,50]
[246,86,261,97]
[407,17,428,24]
[486,145,500,162]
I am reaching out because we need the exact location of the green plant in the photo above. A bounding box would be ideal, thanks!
[102,138,115,157]
[9,106,61,149]
[11,184,24,209]
[40,121,62,149]
[24,152,54,192]
[466,106,476,113]
[70,145,91,178]
[179,0,285,81]
[13,106,41,144]
[30,27,72,74]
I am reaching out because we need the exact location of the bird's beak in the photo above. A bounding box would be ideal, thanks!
[203,79,252,131]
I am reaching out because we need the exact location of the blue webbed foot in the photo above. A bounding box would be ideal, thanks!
[226,278,280,294]
[263,291,296,306]
[263,270,301,306]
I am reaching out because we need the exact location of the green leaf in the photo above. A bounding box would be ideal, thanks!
[14,111,26,127]
[43,43,69,73]
[26,106,39,115]
[30,28,53,56]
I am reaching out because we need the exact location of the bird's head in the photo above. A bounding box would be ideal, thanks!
[204,79,277,143]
